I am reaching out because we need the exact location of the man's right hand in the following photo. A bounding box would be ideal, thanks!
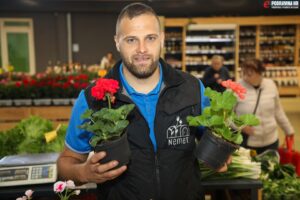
[82,151,127,184]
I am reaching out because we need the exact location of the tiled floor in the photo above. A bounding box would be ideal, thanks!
[278,97,300,151]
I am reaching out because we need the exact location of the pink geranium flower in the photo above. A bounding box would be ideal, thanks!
[54,181,67,193]
[221,79,246,100]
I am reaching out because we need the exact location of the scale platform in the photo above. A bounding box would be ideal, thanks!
[0,153,59,187]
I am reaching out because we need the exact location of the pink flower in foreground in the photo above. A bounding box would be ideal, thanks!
[25,189,34,198]
[75,190,81,195]
[66,180,75,189]
[221,80,246,100]
[54,181,67,193]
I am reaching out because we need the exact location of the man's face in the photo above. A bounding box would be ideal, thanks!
[115,14,164,79]
[211,59,223,71]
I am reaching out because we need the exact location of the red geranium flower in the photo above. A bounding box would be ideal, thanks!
[91,78,119,107]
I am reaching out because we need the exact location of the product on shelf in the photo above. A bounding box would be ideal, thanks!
[185,24,236,78]
[259,25,296,67]
[239,26,256,64]
[164,27,183,70]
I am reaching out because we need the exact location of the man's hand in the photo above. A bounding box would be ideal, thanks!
[82,151,127,184]
[242,126,255,135]
[217,155,232,172]
[214,73,220,79]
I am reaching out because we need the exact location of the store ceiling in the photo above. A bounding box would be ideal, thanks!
[0,0,299,17]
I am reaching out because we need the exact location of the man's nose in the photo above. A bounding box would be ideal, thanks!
[137,41,147,53]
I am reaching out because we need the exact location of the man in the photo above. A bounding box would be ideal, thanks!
[202,55,230,92]
[57,3,228,200]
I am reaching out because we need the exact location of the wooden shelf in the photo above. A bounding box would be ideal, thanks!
[0,106,72,131]
[278,87,300,96]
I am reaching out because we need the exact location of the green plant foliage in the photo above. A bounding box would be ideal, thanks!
[17,116,53,154]
[0,126,25,157]
[254,150,300,200]
[79,104,135,147]
[0,116,68,157]
[187,87,260,145]
[45,124,68,152]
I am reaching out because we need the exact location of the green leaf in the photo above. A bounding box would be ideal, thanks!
[209,115,224,126]
[112,120,129,134]
[220,127,232,141]
[187,115,210,127]
[238,114,260,126]
[90,136,102,147]
[221,91,237,110]
[202,107,211,117]
[80,109,94,120]
[102,109,122,122]
[231,132,243,145]
[117,104,135,119]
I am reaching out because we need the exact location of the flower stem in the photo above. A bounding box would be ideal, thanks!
[106,93,111,109]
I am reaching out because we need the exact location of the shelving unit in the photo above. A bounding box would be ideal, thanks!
[259,25,296,67]
[163,16,300,96]
[164,26,184,70]
[239,26,256,65]
[185,24,236,79]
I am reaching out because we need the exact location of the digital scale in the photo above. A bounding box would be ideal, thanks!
[0,153,59,187]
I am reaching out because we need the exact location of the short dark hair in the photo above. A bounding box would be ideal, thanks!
[115,3,160,35]
[241,58,265,74]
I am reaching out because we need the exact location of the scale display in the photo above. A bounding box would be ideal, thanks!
[0,153,58,187]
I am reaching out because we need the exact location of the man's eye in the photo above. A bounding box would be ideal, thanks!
[147,36,157,41]
[126,38,136,44]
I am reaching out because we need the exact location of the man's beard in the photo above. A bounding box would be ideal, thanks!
[121,53,160,79]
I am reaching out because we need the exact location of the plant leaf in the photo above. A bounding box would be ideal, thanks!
[80,109,94,120]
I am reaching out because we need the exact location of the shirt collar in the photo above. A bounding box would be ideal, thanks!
[119,63,163,96]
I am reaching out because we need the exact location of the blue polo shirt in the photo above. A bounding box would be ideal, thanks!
[119,63,163,152]
[65,63,210,153]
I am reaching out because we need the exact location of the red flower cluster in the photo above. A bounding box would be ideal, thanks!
[91,78,119,101]
[221,80,246,100]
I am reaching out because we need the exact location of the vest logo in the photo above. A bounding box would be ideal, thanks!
[167,116,190,146]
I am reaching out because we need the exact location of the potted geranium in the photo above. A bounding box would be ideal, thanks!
[79,78,135,167]
[0,79,13,106]
[13,78,34,106]
[187,80,260,170]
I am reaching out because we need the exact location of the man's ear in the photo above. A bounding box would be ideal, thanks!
[114,35,120,52]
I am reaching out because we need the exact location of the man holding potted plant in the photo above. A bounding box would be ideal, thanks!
[57,3,230,200]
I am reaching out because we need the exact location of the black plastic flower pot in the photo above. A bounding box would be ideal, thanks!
[94,131,131,169]
[195,130,239,170]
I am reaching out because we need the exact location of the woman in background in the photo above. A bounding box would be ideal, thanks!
[235,58,294,154]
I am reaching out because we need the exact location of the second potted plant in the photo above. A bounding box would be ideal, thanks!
[79,78,135,168]
[187,80,260,170]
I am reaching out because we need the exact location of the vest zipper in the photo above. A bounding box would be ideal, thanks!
[154,154,160,199]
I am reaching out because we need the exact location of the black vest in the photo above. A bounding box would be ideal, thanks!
[85,59,203,200]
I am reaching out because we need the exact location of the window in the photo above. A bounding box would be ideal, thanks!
[0,18,35,74]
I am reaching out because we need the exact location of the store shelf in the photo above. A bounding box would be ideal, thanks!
[259,25,296,67]
[163,16,300,95]
[0,106,72,131]
[239,26,256,65]
[184,24,236,78]
[164,26,184,70]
